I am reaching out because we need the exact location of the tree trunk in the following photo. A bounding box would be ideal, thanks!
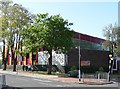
[3,60,7,70]
[47,50,52,74]
[13,57,16,71]
[13,51,16,71]
[2,40,6,70]
[21,40,23,65]
[10,44,16,72]
[13,34,19,71]
[3,45,9,70]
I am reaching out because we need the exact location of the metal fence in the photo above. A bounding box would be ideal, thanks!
[81,72,109,83]
[97,72,109,82]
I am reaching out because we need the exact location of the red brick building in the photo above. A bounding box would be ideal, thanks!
[66,32,110,73]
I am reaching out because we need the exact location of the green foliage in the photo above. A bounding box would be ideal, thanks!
[64,66,71,73]
[21,13,75,54]
[0,0,34,71]
[71,66,77,71]
[0,0,13,39]
[21,13,75,74]
[0,0,34,54]
[103,24,120,56]
[98,67,104,72]
[68,70,78,77]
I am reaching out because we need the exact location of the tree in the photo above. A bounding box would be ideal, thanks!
[0,0,13,70]
[7,3,33,71]
[0,0,33,71]
[116,27,120,56]
[21,13,75,74]
[103,24,120,56]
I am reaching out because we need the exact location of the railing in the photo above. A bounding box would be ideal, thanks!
[97,72,109,82]
[81,72,109,83]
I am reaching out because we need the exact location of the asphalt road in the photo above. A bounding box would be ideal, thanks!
[5,74,72,87]
[2,74,120,89]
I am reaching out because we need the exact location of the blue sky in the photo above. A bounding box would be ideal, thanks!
[13,0,118,39]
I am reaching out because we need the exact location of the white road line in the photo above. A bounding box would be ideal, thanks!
[34,79,65,87]
[34,79,52,82]
[56,85,62,87]
[13,77,29,81]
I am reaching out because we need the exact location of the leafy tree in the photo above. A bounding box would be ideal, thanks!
[21,13,75,74]
[103,24,120,56]
[116,27,120,56]
[7,3,33,71]
[0,0,33,71]
[0,0,13,70]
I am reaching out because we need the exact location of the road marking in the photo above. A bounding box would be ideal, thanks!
[14,77,29,82]
[34,79,52,82]
[56,85,62,87]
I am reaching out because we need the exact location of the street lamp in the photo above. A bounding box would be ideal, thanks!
[78,33,81,82]
[78,45,81,82]
[76,45,81,81]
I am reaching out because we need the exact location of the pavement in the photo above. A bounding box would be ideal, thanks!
[0,69,115,85]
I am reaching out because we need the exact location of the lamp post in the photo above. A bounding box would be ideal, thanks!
[78,33,81,82]
[78,45,81,82]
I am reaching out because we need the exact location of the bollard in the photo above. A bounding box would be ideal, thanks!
[107,72,110,82]
[98,73,100,81]
[0,75,1,82]
[2,75,6,86]
[82,73,84,82]
[0,74,6,88]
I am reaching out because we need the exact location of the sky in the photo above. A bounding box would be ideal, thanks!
[12,0,118,39]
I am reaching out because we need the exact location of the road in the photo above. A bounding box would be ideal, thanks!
[2,74,119,89]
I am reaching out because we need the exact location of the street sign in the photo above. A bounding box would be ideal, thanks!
[81,60,90,66]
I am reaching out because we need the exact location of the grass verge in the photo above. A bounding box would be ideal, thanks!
[27,71,68,77]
